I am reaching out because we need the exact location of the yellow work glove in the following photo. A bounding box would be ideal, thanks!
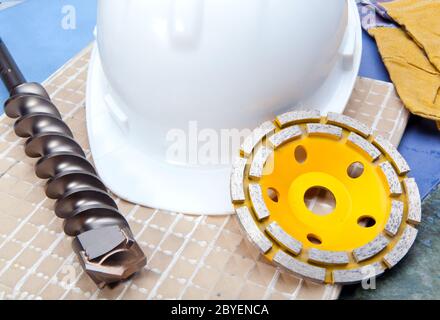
[358,0,440,122]
[382,0,440,72]
[369,27,440,121]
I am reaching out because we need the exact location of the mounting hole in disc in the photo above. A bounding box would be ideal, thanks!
[294,145,307,164]
[347,161,365,179]
[357,216,376,228]
[304,186,336,216]
[267,187,280,203]
[307,233,322,245]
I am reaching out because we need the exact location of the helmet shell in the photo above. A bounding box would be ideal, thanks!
[86,0,362,214]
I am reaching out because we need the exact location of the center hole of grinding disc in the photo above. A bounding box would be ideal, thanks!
[304,186,336,216]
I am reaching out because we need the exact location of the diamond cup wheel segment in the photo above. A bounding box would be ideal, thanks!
[230,110,421,285]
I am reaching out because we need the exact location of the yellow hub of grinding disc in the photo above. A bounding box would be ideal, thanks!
[230,110,422,284]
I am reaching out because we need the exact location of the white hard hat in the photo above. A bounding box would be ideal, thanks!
[86,0,362,215]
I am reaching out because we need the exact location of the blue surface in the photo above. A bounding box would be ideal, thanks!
[359,30,391,82]
[0,2,439,198]
[400,118,440,194]
[0,0,96,98]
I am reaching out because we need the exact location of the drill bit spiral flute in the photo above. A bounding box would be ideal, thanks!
[0,38,146,288]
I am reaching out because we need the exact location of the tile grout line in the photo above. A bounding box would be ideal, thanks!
[176,215,231,300]
[12,231,66,295]
[146,213,203,300]
[262,269,281,300]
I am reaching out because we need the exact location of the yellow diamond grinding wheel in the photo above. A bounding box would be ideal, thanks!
[230,110,422,284]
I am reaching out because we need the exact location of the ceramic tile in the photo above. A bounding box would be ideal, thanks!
[295,280,328,300]
[39,282,65,300]
[181,286,209,300]
[155,277,185,299]
[0,241,23,261]
[192,266,221,290]
[147,251,173,273]
[169,258,197,281]
[238,283,267,300]
[160,234,185,254]
[0,265,27,289]
[274,272,301,294]
[210,274,243,300]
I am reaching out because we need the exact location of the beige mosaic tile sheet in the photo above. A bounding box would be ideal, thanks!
[0,45,408,300]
